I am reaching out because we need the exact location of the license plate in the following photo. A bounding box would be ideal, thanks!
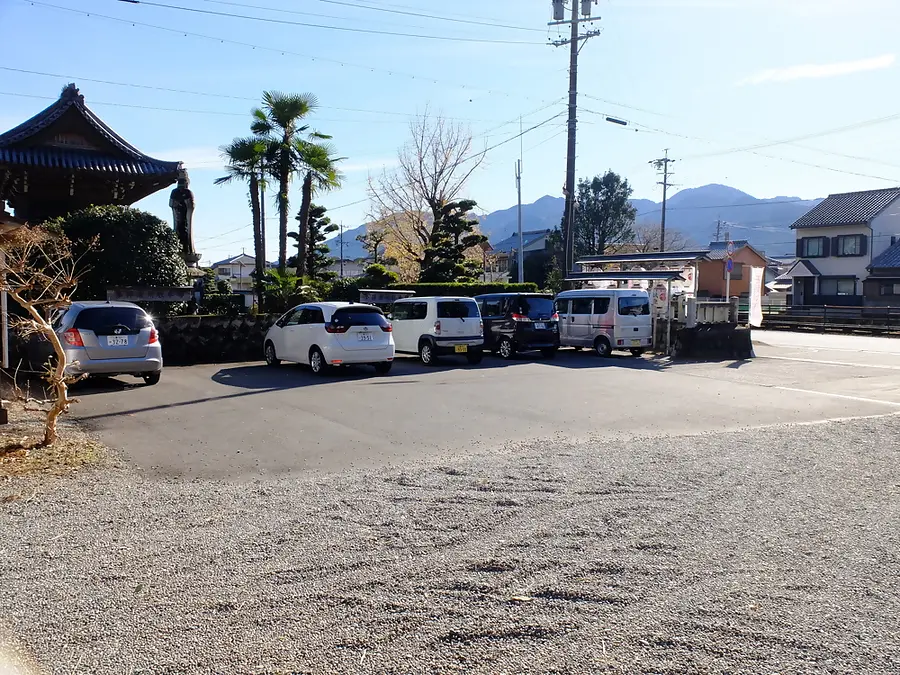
[534,322,547,330]
[631,339,641,347]
[454,344,468,353]
[107,336,128,346]
[358,333,374,342]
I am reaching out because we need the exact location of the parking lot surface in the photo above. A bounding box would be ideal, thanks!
[71,332,900,477]
[4,332,899,673]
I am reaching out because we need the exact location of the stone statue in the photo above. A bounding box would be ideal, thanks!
[169,168,198,263]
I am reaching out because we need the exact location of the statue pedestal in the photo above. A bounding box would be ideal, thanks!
[183,252,202,270]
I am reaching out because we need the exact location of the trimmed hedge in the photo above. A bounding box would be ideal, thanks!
[386,282,539,297]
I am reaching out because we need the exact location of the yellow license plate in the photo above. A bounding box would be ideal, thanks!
[631,339,641,347]
[454,344,468,353]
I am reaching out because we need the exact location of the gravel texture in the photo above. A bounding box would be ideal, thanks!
[1,416,899,674]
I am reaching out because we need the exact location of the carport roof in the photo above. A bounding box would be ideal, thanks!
[576,251,709,265]
[565,271,686,282]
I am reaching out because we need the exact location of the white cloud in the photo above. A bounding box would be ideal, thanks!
[740,54,896,85]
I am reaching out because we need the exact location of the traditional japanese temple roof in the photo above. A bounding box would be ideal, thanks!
[0,83,179,176]
[0,84,183,221]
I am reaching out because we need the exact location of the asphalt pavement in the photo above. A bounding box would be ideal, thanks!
[70,332,900,478]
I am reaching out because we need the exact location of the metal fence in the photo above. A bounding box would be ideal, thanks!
[758,304,900,334]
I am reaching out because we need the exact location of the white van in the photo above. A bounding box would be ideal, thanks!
[555,289,653,357]
[390,296,484,365]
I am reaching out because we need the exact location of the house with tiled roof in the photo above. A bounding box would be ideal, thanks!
[783,187,900,306]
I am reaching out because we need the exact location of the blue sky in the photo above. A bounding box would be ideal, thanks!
[2,0,899,263]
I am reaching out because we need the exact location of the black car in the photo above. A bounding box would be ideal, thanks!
[474,293,560,359]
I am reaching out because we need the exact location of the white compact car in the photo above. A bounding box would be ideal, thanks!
[390,296,484,365]
[264,302,395,375]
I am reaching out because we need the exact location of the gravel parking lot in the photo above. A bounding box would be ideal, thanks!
[2,413,899,674]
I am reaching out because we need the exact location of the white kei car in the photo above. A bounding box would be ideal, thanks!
[264,302,395,375]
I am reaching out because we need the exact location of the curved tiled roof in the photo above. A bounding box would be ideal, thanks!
[0,83,180,175]
[790,188,900,229]
[870,242,900,270]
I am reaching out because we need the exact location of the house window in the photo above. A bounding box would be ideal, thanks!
[819,277,856,296]
[835,234,865,257]
[799,237,827,258]
[218,267,231,276]
[879,283,900,296]
[723,263,743,281]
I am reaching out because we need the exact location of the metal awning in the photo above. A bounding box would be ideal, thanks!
[565,271,686,282]
[575,251,709,266]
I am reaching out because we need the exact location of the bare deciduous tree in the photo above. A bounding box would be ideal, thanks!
[0,227,89,445]
[368,110,485,277]
[632,224,693,253]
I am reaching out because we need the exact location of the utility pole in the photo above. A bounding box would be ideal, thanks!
[649,150,675,252]
[339,222,344,278]
[550,0,600,273]
[515,159,524,283]
[715,217,722,242]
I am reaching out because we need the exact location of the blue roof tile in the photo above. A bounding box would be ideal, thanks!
[791,188,900,229]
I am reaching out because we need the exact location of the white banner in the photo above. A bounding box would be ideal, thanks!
[749,266,764,327]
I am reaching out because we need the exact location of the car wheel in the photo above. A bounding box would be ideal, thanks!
[630,348,645,357]
[419,341,438,366]
[466,350,484,365]
[309,347,329,376]
[594,337,612,358]
[143,372,161,386]
[264,342,280,367]
[374,361,393,375]
[499,338,516,360]
[541,347,558,359]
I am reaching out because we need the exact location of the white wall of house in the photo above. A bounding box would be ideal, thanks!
[870,198,900,258]
[795,225,870,283]
[213,254,256,292]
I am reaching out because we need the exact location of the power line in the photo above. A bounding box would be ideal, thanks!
[0,91,423,124]
[327,111,567,213]
[118,0,543,45]
[198,0,544,33]
[635,198,816,218]
[0,65,506,124]
[26,1,558,105]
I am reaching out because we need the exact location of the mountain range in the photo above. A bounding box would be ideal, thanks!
[326,184,822,259]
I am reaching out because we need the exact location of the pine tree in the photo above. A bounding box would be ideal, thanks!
[288,203,338,280]
[419,199,487,282]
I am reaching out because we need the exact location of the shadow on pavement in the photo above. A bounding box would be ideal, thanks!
[209,349,671,390]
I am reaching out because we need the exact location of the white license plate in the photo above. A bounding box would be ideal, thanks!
[534,322,547,330]
[358,333,374,342]
[631,339,641,347]
[106,336,129,346]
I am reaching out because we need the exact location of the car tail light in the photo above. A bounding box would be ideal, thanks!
[148,327,159,344]
[380,324,392,332]
[479,320,484,335]
[325,324,350,334]
[617,339,624,346]
[551,312,559,321]
[434,320,441,334]
[62,328,83,347]
[511,313,530,322]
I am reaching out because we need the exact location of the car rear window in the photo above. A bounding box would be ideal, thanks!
[332,306,389,327]
[618,297,650,316]
[514,296,555,320]
[437,301,479,318]
[73,307,151,334]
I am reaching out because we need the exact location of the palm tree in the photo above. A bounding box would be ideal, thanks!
[215,137,268,297]
[252,91,334,274]
[294,139,342,276]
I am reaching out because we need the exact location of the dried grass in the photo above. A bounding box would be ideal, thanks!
[0,401,104,479]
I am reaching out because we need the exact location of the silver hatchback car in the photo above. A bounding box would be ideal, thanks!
[55,301,163,385]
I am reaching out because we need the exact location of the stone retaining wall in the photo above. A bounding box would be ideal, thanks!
[157,314,276,365]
